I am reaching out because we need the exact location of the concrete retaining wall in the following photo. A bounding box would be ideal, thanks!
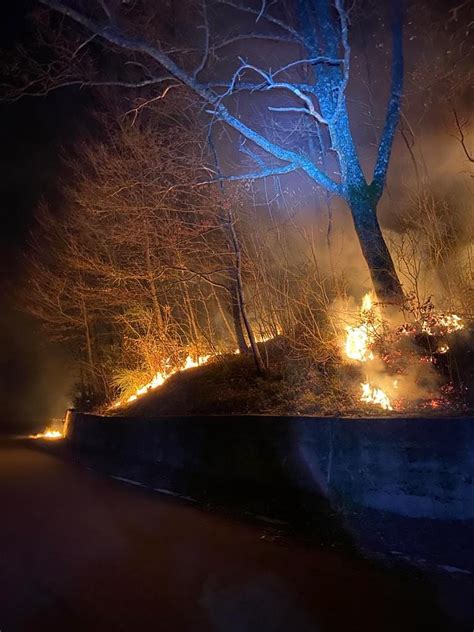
[65,412,474,521]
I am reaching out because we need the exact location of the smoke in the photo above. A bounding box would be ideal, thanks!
[359,351,441,407]
[0,305,74,435]
[230,0,473,309]
[240,95,473,313]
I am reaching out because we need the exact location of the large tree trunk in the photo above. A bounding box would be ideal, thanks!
[349,197,404,304]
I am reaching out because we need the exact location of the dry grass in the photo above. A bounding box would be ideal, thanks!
[106,319,474,418]
[108,337,366,418]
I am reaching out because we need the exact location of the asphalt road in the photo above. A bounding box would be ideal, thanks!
[0,439,456,631]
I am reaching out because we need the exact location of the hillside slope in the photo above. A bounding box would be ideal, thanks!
[105,327,474,418]
[108,342,360,418]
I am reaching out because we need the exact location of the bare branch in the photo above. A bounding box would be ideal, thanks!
[38,0,341,194]
[213,32,300,50]
[193,0,210,78]
[198,162,299,184]
[72,33,97,57]
[370,0,404,201]
[452,107,474,163]
[217,0,305,43]
[225,58,328,125]
[98,0,112,20]
[3,75,174,102]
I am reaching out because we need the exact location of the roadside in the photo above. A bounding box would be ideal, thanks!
[27,436,474,630]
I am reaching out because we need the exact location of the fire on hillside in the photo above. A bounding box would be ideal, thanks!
[343,292,465,412]
[106,294,467,416]
[109,331,279,411]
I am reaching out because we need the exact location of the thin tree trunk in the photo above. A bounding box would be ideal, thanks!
[349,197,404,303]
[212,286,237,343]
[80,295,96,386]
[143,222,164,330]
[226,210,265,373]
[230,278,248,353]
[198,287,217,351]
[207,134,262,369]
[183,278,200,345]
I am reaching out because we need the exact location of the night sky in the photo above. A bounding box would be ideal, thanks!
[0,0,471,432]
[0,1,87,432]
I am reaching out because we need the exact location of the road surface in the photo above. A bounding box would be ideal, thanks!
[0,439,455,631]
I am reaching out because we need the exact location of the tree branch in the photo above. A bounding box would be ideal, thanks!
[39,0,342,195]
[216,0,305,43]
[371,0,404,201]
[213,32,300,50]
[193,0,210,78]
[198,162,299,184]
[224,58,328,124]
[452,107,473,163]
[3,75,174,102]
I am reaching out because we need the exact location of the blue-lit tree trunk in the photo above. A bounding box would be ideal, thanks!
[349,193,404,300]
[37,0,405,303]
[297,0,404,301]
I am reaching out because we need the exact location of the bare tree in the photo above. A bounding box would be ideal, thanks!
[22,93,272,402]
[452,108,474,167]
[22,0,405,303]
[22,204,113,403]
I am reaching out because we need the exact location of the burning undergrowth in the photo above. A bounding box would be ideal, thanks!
[341,292,471,415]
[102,290,472,418]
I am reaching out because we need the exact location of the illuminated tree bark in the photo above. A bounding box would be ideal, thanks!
[297,0,404,302]
[350,196,404,301]
[35,0,405,302]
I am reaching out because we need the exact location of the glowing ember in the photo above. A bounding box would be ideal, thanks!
[31,428,63,440]
[360,382,393,411]
[254,330,280,344]
[421,313,464,336]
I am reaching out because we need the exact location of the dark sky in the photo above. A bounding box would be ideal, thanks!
[0,1,84,433]
[0,2,85,282]
[0,0,471,433]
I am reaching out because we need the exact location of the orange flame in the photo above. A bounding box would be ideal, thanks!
[343,293,395,412]
[30,428,63,440]
[110,327,282,410]
[344,292,377,362]
[120,354,211,406]
[360,382,393,411]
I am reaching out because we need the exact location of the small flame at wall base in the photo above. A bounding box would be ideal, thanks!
[30,428,63,440]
